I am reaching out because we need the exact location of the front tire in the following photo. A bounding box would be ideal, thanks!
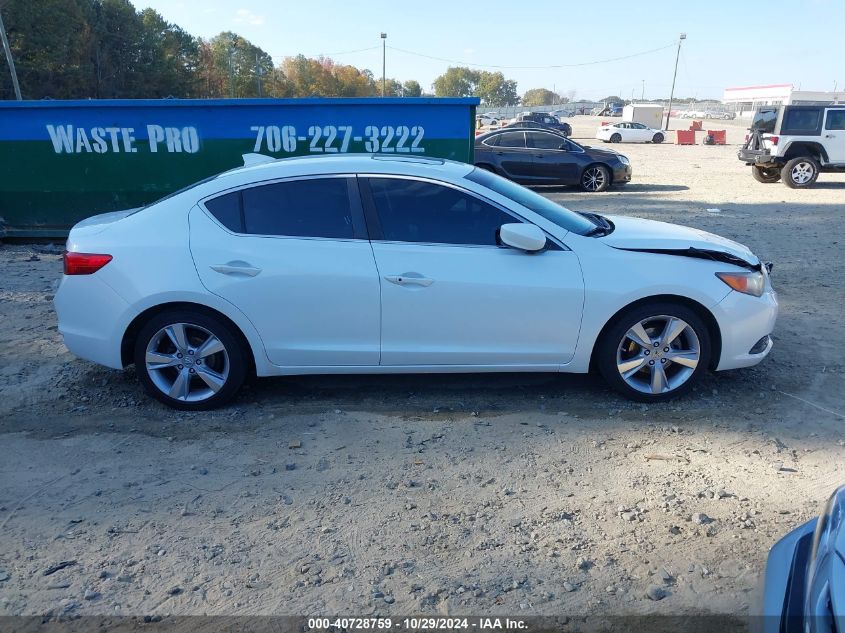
[581,164,610,192]
[752,166,781,183]
[652,133,664,144]
[781,157,819,188]
[134,310,247,410]
[610,133,622,143]
[596,302,711,402]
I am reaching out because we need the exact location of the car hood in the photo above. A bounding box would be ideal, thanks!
[600,214,760,267]
[582,145,623,159]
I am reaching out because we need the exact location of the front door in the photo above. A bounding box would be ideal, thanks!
[189,176,381,367]
[823,108,845,162]
[525,131,579,183]
[361,176,584,366]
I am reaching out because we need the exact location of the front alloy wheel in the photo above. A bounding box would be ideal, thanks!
[581,165,610,192]
[134,310,247,410]
[597,303,711,401]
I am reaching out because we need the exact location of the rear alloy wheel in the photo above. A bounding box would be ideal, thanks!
[597,303,711,402]
[134,310,247,410]
[610,133,622,143]
[652,133,664,144]
[781,156,819,188]
[752,166,781,183]
[581,165,610,192]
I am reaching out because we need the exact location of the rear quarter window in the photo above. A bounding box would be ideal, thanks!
[781,108,822,135]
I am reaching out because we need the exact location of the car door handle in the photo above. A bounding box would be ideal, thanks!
[210,262,262,277]
[825,134,835,138]
[384,274,434,287]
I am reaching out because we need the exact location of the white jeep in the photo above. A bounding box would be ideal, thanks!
[739,105,845,188]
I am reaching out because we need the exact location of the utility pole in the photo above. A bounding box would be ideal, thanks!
[228,48,235,98]
[255,53,263,98]
[665,33,686,131]
[641,79,645,101]
[380,33,387,97]
[0,6,22,100]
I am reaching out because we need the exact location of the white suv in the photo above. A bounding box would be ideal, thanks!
[739,105,845,188]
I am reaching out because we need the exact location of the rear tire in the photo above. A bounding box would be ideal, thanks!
[596,302,711,402]
[781,156,819,188]
[134,309,247,410]
[652,133,664,144]
[752,166,781,183]
[610,133,622,143]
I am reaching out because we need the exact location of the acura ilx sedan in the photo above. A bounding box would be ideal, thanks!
[55,154,777,410]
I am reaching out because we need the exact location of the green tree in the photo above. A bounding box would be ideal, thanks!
[476,71,519,106]
[433,66,480,97]
[206,31,273,98]
[402,79,421,97]
[522,88,560,107]
[136,8,200,97]
[0,0,95,99]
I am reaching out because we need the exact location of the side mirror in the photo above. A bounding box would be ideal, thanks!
[558,143,568,151]
[499,223,546,252]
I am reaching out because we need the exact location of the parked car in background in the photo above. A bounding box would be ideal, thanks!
[550,108,575,118]
[475,127,631,191]
[55,154,777,409]
[510,111,572,136]
[476,113,503,127]
[760,484,844,632]
[704,111,735,120]
[596,121,665,144]
[739,104,845,188]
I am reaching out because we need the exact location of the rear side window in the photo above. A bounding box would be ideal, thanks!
[367,178,517,246]
[239,178,354,238]
[496,132,526,148]
[781,108,822,135]
[825,110,845,130]
[205,191,242,232]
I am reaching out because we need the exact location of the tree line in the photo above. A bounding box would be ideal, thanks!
[0,0,574,105]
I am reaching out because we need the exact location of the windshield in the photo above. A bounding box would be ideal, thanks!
[465,168,596,235]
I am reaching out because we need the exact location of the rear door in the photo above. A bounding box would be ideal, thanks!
[482,131,538,181]
[525,131,579,183]
[189,176,381,367]
[823,109,845,162]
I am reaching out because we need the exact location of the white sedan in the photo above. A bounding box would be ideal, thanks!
[597,122,666,144]
[55,154,777,410]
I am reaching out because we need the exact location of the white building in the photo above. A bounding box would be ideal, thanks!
[723,84,843,118]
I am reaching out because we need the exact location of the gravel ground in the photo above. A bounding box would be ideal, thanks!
[1,118,844,620]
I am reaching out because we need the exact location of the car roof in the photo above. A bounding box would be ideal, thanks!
[175,154,476,201]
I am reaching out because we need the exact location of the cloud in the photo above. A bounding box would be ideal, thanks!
[234,8,265,26]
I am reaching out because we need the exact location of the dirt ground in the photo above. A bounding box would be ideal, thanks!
[1,117,844,621]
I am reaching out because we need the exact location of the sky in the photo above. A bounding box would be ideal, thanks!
[135,0,841,101]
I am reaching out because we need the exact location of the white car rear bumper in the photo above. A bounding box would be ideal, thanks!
[54,274,128,369]
[714,288,778,371]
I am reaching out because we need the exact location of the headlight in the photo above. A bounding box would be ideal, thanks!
[618,155,630,165]
[716,271,765,297]
[807,485,845,588]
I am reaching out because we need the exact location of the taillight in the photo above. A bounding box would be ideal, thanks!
[768,136,779,146]
[63,252,113,275]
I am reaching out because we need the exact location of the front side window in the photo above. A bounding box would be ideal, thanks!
[825,110,845,130]
[464,168,596,236]
[205,177,355,238]
[367,178,517,246]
